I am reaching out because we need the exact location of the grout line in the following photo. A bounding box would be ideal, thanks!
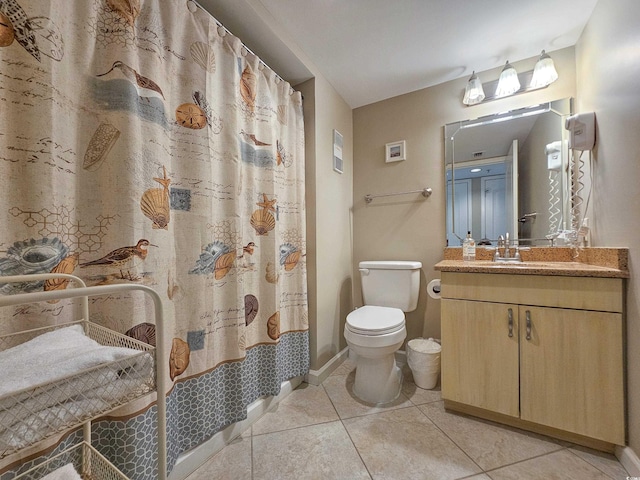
[481,447,572,476]
[251,418,343,438]
[333,397,375,478]
[250,425,254,480]
[322,369,373,479]
[249,383,342,437]
[415,404,484,474]
[565,446,624,480]
[422,400,570,470]
[455,473,491,480]
[321,382,342,420]
[340,417,374,480]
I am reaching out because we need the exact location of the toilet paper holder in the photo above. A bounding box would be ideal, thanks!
[427,279,441,299]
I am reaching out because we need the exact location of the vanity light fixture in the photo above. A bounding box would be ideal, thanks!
[462,51,559,106]
[495,61,520,98]
[462,71,485,106]
[530,50,559,88]
[470,168,482,173]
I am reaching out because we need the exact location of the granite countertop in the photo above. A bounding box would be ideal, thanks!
[436,247,629,278]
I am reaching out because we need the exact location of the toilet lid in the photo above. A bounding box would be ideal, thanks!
[346,306,405,336]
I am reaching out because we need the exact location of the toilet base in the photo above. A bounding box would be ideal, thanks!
[353,352,403,405]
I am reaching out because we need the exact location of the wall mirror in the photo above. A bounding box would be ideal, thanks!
[445,98,573,246]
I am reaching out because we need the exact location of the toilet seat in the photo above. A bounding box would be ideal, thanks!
[346,305,405,336]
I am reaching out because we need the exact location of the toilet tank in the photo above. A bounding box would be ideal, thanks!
[359,261,422,312]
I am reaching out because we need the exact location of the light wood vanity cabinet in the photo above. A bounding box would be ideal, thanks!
[441,299,520,418]
[440,271,625,448]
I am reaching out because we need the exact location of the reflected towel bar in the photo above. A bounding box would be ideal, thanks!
[364,187,432,204]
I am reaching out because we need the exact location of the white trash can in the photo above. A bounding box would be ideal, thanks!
[406,338,441,390]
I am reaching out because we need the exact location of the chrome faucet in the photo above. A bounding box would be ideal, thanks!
[494,232,522,262]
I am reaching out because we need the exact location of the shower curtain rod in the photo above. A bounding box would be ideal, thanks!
[189,0,288,85]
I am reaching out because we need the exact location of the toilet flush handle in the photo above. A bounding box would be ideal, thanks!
[359,268,370,276]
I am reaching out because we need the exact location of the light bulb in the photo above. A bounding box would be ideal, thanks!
[462,71,485,105]
[530,50,558,88]
[495,61,521,98]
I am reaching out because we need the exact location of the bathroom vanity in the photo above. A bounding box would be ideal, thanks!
[435,247,628,452]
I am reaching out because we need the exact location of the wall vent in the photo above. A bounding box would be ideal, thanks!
[472,151,484,158]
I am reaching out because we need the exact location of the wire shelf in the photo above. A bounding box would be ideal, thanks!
[0,321,155,459]
[13,442,128,480]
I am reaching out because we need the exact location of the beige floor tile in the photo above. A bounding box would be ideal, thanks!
[186,360,628,480]
[403,382,442,405]
[569,446,630,479]
[343,406,481,480]
[252,383,339,435]
[322,371,413,419]
[418,402,562,471]
[252,421,371,480]
[486,449,612,479]
[185,435,251,480]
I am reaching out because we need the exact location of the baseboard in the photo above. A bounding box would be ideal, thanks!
[616,445,640,476]
[304,347,349,385]
[168,375,304,480]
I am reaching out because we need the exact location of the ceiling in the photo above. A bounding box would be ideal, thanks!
[198,0,598,109]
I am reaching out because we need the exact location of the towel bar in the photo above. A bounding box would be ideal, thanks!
[364,187,432,204]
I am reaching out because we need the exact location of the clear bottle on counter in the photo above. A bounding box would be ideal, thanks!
[462,231,476,261]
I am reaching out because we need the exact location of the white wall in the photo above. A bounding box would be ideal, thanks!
[575,0,640,454]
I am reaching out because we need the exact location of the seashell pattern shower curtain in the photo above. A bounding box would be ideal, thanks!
[0,0,308,478]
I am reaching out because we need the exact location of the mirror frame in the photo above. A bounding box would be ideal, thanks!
[445,98,573,246]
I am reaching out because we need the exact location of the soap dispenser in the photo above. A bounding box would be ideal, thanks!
[462,231,476,261]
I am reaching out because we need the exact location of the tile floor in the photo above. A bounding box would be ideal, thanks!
[186,359,630,480]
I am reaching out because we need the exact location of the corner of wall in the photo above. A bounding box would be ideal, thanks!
[295,78,319,368]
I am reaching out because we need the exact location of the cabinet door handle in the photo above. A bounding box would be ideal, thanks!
[525,310,532,341]
[507,308,514,337]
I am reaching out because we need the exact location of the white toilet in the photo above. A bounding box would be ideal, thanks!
[344,260,422,404]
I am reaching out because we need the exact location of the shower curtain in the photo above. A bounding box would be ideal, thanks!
[0,0,308,478]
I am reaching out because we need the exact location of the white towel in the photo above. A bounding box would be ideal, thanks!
[0,325,145,399]
[39,463,82,480]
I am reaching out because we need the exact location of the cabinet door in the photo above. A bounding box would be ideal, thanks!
[441,299,520,417]
[520,306,624,444]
